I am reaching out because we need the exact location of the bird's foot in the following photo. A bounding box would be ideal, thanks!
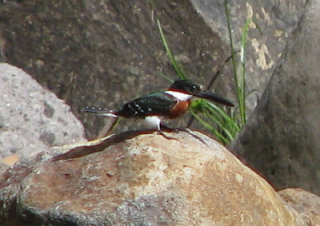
[156,130,178,140]
[158,124,207,145]
[160,124,179,133]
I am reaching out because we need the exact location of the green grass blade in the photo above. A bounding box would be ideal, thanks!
[237,18,251,126]
[157,19,187,80]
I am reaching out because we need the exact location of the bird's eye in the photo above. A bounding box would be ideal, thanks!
[191,85,200,93]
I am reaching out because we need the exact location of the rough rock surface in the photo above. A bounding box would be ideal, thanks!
[0,0,310,139]
[279,188,320,225]
[0,0,234,139]
[0,63,86,165]
[0,131,306,226]
[230,0,320,195]
[191,0,308,104]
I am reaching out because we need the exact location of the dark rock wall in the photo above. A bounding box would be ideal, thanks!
[192,0,308,109]
[0,0,230,139]
[231,0,320,195]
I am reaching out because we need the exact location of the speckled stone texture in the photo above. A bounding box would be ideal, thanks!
[0,131,307,226]
[0,63,86,165]
[230,0,320,196]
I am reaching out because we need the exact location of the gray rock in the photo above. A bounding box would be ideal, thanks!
[191,0,308,109]
[279,188,320,224]
[0,0,309,139]
[231,0,320,195]
[0,0,234,139]
[0,63,86,162]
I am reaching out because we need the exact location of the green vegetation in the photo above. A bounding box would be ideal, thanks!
[155,0,255,145]
[225,0,247,127]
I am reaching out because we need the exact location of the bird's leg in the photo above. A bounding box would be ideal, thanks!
[156,130,178,140]
[157,123,208,145]
[155,123,178,140]
[160,123,179,133]
[161,124,208,146]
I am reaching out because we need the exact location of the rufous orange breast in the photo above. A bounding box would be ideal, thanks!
[168,99,191,119]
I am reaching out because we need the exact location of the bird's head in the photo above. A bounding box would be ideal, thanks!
[168,79,203,95]
[168,79,234,107]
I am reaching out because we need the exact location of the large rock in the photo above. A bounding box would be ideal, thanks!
[0,63,86,167]
[191,0,308,104]
[0,0,234,139]
[230,0,320,195]
[0,0,310,139]
[279,188,320,225]
[0,0,309,114]
[0,131,306,225]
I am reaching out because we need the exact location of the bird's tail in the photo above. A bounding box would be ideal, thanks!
[84,106,118,117]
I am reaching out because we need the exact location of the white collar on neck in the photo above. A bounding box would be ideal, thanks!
[165,90,192,101]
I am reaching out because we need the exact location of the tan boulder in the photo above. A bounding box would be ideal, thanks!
[0,131,306,225]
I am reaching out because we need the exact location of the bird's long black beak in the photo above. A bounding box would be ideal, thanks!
[195,91,234,107]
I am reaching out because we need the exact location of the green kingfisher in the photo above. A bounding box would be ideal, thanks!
[84,79,234,133]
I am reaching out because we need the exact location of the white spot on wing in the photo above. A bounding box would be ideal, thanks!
[165,91,192,100]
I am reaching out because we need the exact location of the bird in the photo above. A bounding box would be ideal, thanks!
[84,79,234,136]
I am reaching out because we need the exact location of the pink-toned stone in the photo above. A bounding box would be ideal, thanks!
[0,131,306,225]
